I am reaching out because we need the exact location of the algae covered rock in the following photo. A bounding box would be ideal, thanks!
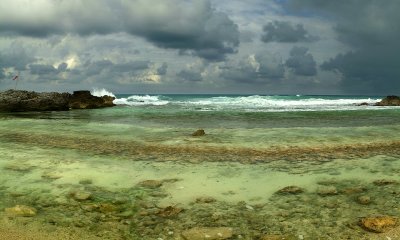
[373,179,398,186]
[137,180,163,188]
[359,216,398,233]
[181,227,233,240]
[317,186,338,196]
[357,195,371,205]
[276,186,304,195]
[5,205,37,217]
[70,190,92,201]
[192,129,206,136]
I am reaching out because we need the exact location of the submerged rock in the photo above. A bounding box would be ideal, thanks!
[157,206,183,217]
[4,163,33,172]
[41,172,62,180]
[276,186,304,195]
[195,196,217,203]
[192,129,206,136]
[137,180,163,188]
[261,235,297,240]
[5,205,37,217]
[357,196,371,205]
[181,227,233,240]
[359,216,398,233]
[70,190,92,201]
[317,186,338,196]
[373,179,398,186]
[376,95,400,106]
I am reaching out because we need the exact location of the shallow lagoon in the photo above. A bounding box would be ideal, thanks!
[0,105,400,239]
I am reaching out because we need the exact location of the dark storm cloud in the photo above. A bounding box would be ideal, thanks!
[177,70,203,82]
[0,0,239,61]
[286,0,400,94]
[0,43,35,71]
[29,64,58,75]
[157,63,168,75]
[124,0,239,61]
[84,60,150,77]
[285,46,317,76]
[220,54,285,83]
[261,21,317,43]
[57,62,68,72]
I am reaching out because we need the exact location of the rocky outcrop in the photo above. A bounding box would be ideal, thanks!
[0,89,71,112]
[376,95,400,106]
[0,89,115,112]
[68,90,115,109]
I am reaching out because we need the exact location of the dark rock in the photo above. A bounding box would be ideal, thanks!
[68,90,115,109]
[376,95,400,106]
[0,89,71,112]
[0,89,115,112]
[192,129,206,136]
[357,102,369,106]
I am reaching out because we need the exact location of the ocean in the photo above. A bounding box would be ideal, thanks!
[0,89,399,239]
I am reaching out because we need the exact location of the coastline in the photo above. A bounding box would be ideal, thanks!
[1,94,400,239]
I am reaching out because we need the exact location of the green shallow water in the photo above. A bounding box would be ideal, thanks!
[0,108,400,239]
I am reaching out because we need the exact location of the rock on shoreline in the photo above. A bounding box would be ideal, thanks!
[0,90,115,112]
[376,95,400,106]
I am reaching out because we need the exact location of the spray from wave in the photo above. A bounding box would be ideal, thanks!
[91,88,116,98]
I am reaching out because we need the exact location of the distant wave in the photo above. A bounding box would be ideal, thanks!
[175,95,381,111]
[114,95,169,106]
[90,91,384,111]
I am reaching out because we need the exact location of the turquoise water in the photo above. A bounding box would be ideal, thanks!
[0,94,400,239]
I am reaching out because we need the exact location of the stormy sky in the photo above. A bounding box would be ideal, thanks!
[0,0,398,95]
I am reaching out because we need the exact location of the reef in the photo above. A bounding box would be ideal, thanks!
[0,89,115,112]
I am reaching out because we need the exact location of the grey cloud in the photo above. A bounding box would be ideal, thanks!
[220,54,285,83]
[84,60,150,77]
[57,62,68,72]
[125,1,239,61]
[157,63,168,75]
[85,60,113,76]
[261,21,317,43]
[286,0,400,94]
[29,64,58,75]
[177,70,203,82]
[0,43,35,71]
[112,61,150,73]
[285,46,317,76]
[0,0,239,61]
